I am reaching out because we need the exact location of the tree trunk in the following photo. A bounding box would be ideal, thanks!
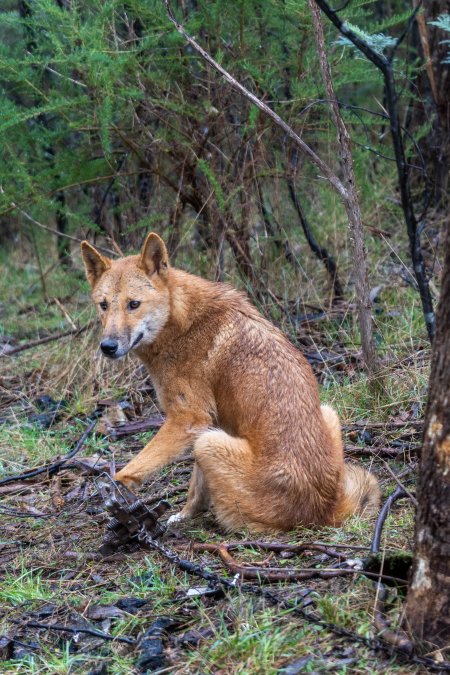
[405,219,450,648]
[413,0,450,208]
[309,0,378,376]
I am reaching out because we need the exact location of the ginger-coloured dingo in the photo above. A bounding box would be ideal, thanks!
[81,233,380,532]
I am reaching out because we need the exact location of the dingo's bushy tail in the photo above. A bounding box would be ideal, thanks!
[321,405,380,522]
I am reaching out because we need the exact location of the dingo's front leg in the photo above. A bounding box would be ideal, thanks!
[114,414,210,489]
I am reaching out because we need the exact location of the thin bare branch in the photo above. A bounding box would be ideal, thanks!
[9,201,117,257]
[0,320,94,358]
[308,0,378,375]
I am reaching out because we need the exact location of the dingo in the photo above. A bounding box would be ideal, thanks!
[81,233,380,532]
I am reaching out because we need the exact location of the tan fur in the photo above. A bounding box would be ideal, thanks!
[81,233,380,532]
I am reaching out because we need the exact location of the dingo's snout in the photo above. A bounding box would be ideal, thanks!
[100,338,119,357]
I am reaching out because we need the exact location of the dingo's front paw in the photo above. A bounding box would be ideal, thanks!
[114,471,141,491]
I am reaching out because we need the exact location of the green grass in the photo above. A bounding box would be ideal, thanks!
[0,424,111,478]
[1,644,84,675]
[0,565,54,606]
[0,248,87,338]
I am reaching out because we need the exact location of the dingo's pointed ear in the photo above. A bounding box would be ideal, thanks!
[80,241,111,287]
[140,232,169,279]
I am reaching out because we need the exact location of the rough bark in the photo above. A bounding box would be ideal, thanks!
[405,219,450,648]
[413,0,450,207]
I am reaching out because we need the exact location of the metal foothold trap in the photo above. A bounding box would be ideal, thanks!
[95,474,171,556]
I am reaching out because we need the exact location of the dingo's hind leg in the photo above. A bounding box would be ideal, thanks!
[168,463,210,524]
[193,430,269,532]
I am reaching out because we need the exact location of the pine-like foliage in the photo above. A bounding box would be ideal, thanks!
[335,23,397,55]
[428,14,450,63]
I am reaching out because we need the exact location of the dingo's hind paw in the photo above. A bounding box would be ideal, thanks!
[167,511,186,525]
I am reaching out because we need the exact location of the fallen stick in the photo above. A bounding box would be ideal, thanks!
[342,420,423,431]
[0,321,94,357]
[344,445,419,457]
[9,619,135,645]
[107,414,165,438]
[192,542,405,585]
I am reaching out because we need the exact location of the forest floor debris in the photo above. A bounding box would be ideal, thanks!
[0,395,432,673]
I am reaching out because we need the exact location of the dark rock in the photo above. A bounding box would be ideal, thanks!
[116,598,149,614]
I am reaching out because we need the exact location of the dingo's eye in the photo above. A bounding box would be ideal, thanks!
[128,300,141,310]
[99,300,108,311]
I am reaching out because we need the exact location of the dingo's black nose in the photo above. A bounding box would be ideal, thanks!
[100,339,119,356]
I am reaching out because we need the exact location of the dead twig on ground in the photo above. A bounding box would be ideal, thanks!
[9,619,136,645]
[342,420,423,431]
[0,321,95,358]
[192,542,405,585]
[344,445,419,458]
[106,414,165,439]
[373,582,414,653]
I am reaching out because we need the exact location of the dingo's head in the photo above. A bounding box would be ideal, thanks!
[81,233,170,359]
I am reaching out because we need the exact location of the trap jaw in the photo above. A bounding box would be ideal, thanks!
[95,473,171,556]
